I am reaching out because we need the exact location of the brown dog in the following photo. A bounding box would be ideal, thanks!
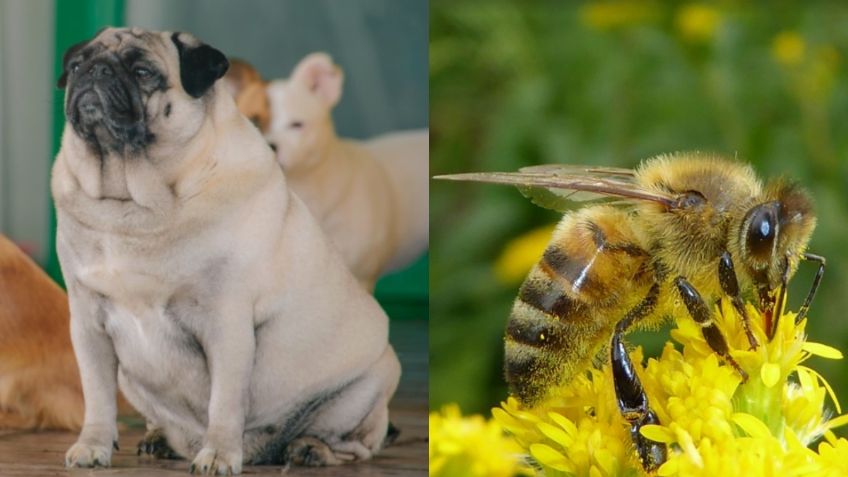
[224,58,271,133]
[0,234,83,430]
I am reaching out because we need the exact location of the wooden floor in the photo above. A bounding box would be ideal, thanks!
[0,320,428,476]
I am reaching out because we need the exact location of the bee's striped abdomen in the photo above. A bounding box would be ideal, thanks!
[517,269,582,318]
[504,207,652,405]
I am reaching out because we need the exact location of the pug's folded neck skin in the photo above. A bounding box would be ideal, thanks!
[54,28,272,235]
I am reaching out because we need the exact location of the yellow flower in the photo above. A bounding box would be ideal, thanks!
[494,370,639,476]
[580,1,659,31]
[817,431,848,476]
[494,223,558,285]
[771,30,841,104]
[772,31,806,68]
[495,298,847,477]
[675,3,722,44]
[429,404,530,477]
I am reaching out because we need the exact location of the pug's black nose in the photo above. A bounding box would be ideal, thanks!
[89,62,114,79]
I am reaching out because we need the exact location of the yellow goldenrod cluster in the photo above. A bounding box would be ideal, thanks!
[491,299,848,476]
[675,3,722,44]
[579,1,722,43]
[771,30,841,104]
[772,31,807,68]
[579,1,659,31]
[429,404,531,477]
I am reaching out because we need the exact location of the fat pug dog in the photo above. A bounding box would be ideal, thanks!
[53,27,400,475]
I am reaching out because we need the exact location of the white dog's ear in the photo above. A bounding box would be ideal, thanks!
[291,53,343,107]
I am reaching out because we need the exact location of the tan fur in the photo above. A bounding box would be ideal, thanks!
[56,28,398,474]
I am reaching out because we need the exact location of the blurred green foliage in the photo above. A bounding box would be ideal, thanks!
[430,1,848,438]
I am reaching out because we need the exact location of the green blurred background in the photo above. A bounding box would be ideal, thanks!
[430,0,848,437]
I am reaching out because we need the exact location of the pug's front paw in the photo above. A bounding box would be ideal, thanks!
[65,441,113,468]
[190,447,243,475]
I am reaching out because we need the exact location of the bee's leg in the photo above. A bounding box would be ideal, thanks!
[796,252,825,324]
[675,276,748,381]
[718,251,758,349]
[770,254,791,338]
[611,283,666,471]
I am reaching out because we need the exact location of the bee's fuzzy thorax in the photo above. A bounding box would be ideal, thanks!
[635,152,764,301]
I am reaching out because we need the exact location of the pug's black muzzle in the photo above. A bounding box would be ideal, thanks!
[67,59,152,154]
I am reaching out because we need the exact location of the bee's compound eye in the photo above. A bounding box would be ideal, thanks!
[677,191,706,208]
[745,204,778,258]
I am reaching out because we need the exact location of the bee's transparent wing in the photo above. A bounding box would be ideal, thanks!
[519,164,636,177]
[435,165,677,212]
[517,165,643,205]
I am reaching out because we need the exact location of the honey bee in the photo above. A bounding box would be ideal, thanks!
[436,152,824,470]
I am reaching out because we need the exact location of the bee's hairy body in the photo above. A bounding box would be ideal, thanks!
[438,151,820,469]
[505,154,814,404]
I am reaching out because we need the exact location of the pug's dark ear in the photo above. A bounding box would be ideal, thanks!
[171,33,229,98]
[57,39,90,89]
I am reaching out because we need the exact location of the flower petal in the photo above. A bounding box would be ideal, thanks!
[802,342,844,360]
[732,412,772,438]
[657,458,679,476]
[798,365,842,414]
[640,424,676,443]
[826,413,848,431]
[537,422,573,448]
[548,412,578,437]
[530,443,575,472]
[491,407,516,427]
[761,362,781,388]
[593,448,617,476]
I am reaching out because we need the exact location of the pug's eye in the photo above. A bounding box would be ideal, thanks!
[70,63,81,73]
[289,121,303,129]
[133,67,152,79]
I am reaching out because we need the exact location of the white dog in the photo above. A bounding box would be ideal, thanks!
[226,54,429,290]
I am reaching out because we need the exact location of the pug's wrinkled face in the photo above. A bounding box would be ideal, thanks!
[58,27,229,156]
